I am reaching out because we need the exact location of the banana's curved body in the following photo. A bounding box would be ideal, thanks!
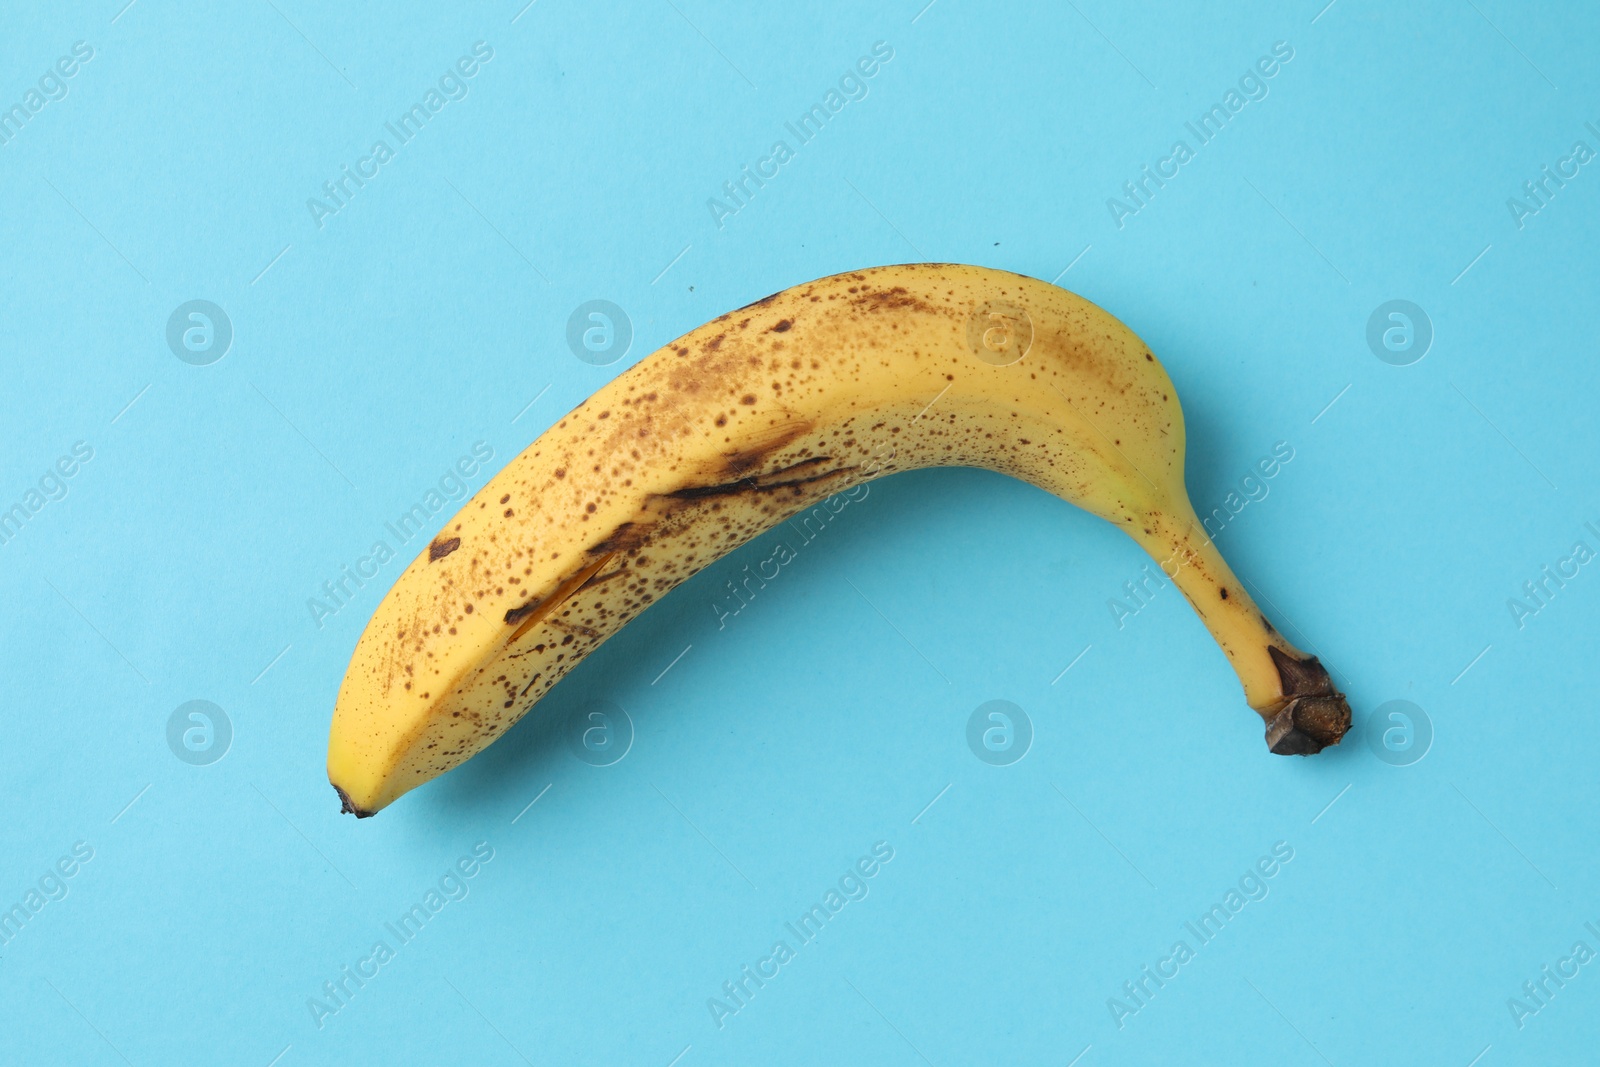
[329,264,1349,816]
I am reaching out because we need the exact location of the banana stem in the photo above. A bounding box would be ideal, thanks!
[1130,499,1351,754]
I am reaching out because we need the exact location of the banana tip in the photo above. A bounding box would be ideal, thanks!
[333,782,377,819]
[1263,647,1351,755]
[1265,694,1351,755]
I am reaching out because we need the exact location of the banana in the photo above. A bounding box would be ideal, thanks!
[328,263,1350,817]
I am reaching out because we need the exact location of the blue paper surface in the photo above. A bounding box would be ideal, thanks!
[2,2,1597,1064]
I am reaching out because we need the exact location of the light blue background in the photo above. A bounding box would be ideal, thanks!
[2,1,1596,1064]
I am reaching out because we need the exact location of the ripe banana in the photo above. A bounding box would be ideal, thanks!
[328,263,1350,817]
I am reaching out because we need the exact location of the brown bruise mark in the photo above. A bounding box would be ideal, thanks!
[592,521,650,555]
[720,420,814,477]
[429,537,461,562]
[664,457,852,501]
[502,601,539,627]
